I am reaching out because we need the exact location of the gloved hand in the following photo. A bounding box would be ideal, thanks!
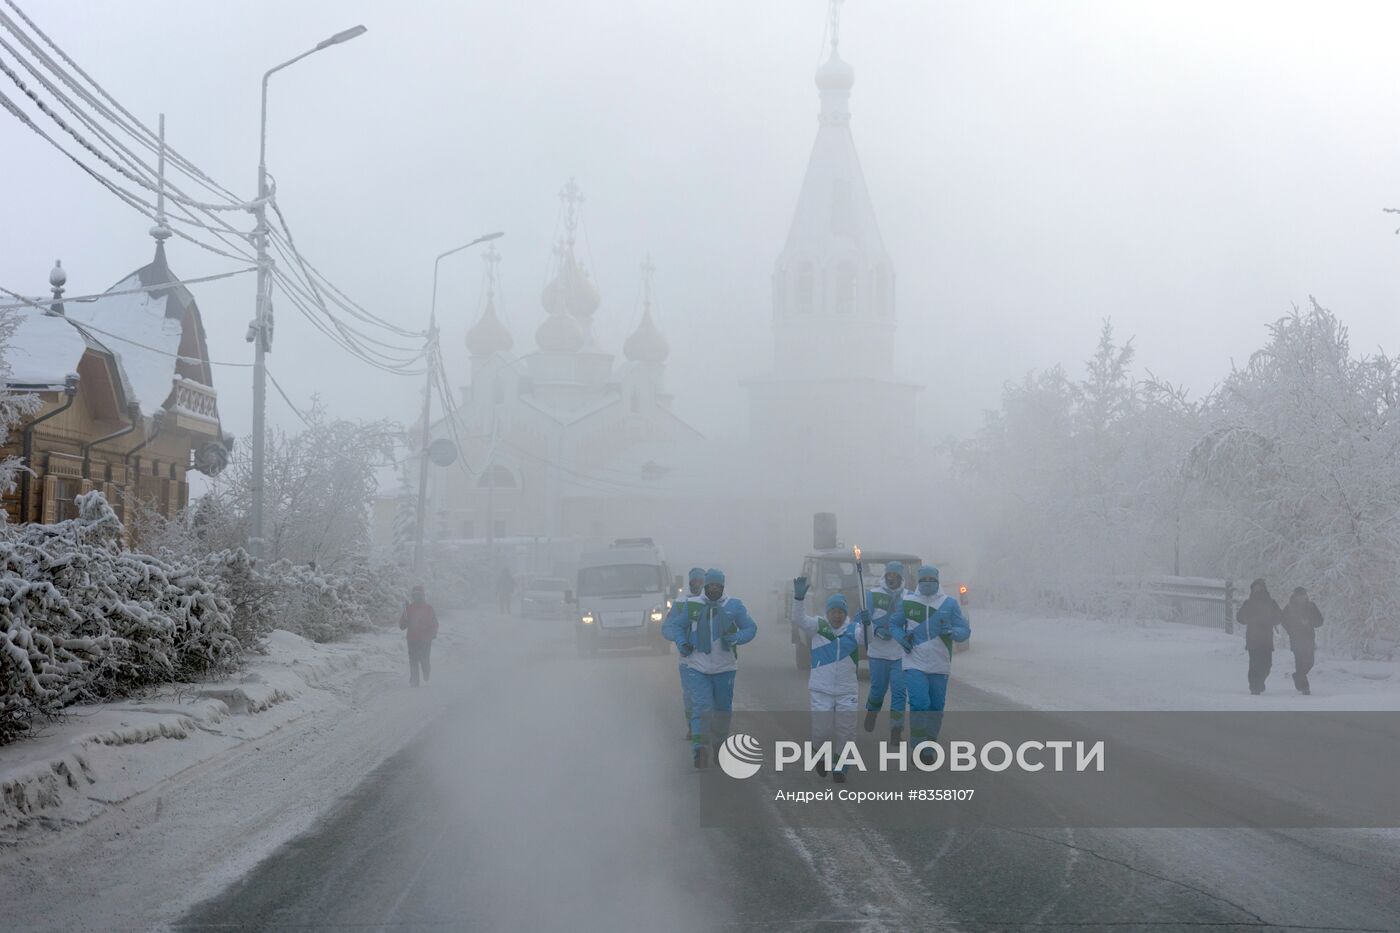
[721,633,738,649]
[873,619,893,640]
[900,633,915,652]
[678,642,693,657]
[854,609,872,626]
[937,618,956,636]
[794,576,810,601]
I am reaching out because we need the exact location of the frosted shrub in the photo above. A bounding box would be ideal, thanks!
[0,492,236,744]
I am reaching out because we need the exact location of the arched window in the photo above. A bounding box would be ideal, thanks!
[796,262,814,315]
[477,464,516,488]
[834,261,856,315]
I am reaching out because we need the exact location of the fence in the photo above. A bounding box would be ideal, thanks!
[1118,575,1235,632]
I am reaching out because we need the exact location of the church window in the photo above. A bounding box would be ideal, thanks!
[796,262,814,315]
[834,262,856,315]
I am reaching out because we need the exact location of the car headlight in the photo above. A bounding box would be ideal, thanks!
[581,611,595,625]
[649,606,665,623]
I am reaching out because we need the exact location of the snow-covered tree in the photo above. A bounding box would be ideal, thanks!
[0,309,42,508]
[217,401,396,570]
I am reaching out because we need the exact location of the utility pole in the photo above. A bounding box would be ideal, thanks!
[248,25,366,560]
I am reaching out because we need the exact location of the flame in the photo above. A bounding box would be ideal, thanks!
[853,545,862,561]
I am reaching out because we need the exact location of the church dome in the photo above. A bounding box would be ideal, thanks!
[623,307,669,363]
[540,275,566,316]
[536,308,585,353]
[466,296,513,357]
[559,256,600,319]
[815,52,854,93]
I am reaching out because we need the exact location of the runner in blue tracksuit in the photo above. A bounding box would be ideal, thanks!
[661,568,758,769]
[894,564,970,763]
[857,561,908,744]
[791,580,860,782]
[663,567,707,740]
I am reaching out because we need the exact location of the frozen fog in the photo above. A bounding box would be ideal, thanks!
[2,1,1400,931]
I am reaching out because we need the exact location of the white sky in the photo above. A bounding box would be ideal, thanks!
[3,0,1400,442]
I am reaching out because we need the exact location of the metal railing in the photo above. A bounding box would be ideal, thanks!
[1117,575,1236,632]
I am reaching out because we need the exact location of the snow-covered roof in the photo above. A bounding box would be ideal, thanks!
[62,245,209,414]
[2,306,95,390]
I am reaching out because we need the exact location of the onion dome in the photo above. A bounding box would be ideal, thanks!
[536,308,585,353]
[540,274,566,316]
[624,306,669,363]
[559,256,600,320]
[466,295,513,357]
[815,51,854,93]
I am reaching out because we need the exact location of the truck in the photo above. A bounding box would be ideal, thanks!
[784,514,972,670]
[573,538,676,657]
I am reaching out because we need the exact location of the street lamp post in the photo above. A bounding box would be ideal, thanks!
[412,232,505,573]
[248,24,366,560]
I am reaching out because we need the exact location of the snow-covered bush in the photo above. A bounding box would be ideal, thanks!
[0,492,236,744]
[0,309,42,509]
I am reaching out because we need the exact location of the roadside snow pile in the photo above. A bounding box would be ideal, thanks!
[1,492,236,745]
[958,609,1400,711]
[0,626,409,833]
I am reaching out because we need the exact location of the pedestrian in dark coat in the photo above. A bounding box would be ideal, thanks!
[1281,587,1324,695]
[1236,578,1281,695]
[399,585,440,687]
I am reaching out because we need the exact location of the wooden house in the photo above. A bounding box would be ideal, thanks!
[2,244,230,527]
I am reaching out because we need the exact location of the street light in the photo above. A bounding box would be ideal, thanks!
[413,232,506,572]
[248,25,367,560]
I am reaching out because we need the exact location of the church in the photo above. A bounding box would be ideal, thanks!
[416,180,707,562]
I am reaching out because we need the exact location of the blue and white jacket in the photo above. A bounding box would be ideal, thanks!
[790,598,860,696]
[864,582,908,662]
[662,595,757,675]
[896,590,970,675]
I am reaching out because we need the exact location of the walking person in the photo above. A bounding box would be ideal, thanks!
[1237,578,1282,695]
[1282,586,1324,695]
[859,561,908,744]
[661,568,758,770]
[894,565,970,763]
[399,585,439,688]
[791,579,860,783]
[496,567,515,615]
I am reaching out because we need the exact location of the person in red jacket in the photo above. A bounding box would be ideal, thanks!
[399,585,439,687]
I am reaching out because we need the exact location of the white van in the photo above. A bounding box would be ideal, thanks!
[574,539,675,656]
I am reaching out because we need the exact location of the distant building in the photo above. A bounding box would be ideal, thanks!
[1,242,231,529]
[414,181,705,563]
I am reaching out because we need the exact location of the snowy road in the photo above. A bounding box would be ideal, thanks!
[171,613,1400,933]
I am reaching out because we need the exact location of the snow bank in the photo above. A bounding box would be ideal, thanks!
[958,610,1400,711]
[0,626,407,833]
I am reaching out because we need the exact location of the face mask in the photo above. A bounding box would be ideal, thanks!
[689,581,703,596]
[705,584,725,602]
[885,575,902,591]
[918,580,937,596]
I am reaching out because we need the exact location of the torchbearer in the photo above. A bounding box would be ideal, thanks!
[663,567,707,739]
[895,565,970,764]
[791,577,860,783]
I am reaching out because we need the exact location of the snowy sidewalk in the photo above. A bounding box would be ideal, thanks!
[0,615,480,932]
[957,609,1400,710]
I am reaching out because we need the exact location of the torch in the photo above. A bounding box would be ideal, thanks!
[854,544,871,651]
